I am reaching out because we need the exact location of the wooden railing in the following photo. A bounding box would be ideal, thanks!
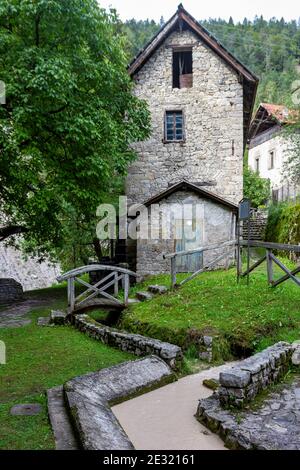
[238,240,300,287]
[57,265,137,313]
[164,239,300,289]
[163,240,236,288]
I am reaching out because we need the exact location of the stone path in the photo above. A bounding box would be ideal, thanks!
[0,299,50,328]
[112,363,237,450]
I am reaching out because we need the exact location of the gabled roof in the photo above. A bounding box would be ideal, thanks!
[249,103,299,141]
[260,103,291,123]
[142,180,238,212]
[128,4,259,145]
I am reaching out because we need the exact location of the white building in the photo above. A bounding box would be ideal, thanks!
[248,103,300,202]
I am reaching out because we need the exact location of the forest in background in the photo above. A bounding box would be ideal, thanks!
[122,15,300,108]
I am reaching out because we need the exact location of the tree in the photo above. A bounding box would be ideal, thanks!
[283,122,300,185]
[243,167,271,207]
[0,0,150,262]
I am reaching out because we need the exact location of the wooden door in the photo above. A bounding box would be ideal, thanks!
[174,218,203,273]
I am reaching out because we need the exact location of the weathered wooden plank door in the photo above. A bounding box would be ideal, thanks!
[174,218,203,273]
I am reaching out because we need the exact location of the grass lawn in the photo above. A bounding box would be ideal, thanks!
[0,285,134,450]
[121,260,300,357]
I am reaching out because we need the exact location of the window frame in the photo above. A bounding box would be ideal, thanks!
[268,149,275,170]
[255,156,260,174]
[163,110,185,143]
[172,47,193,89]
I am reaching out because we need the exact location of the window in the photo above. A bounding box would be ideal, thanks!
[164,111,184,142]
[172,49,193,89]
[255,157,260,174]
[269,150,275,170]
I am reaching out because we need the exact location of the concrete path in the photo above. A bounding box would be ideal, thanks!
[112,363,236,450]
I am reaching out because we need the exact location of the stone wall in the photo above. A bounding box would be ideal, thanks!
[127,28,244,206]
[0,244,60,291]
[73,314,183,369]
[218,342,295,408]
[0,278,23,304]
[242,209,268,241]
[136,190,236,278]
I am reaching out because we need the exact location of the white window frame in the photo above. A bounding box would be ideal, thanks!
[268,149,275,170]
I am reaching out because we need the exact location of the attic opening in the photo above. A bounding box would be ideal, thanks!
[172,49,193,89]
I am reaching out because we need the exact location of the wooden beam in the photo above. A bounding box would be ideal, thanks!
[179,248,234,287]
[74,271,115,302]
[239,240,300,253]
[269,253,300,287]
[266,250,273,285]
[76,274,123,306]
[57,264,137,282]
[124,274,130,306]
[171,257,177,288]
[164,239,236,259]
[272,266,300,288]
[241,255,266,277]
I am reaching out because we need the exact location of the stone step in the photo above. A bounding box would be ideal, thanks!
[127,298,140,305]
[50,310,67,325]
[147,285,168,295]
[47,386,79,450]
[135,291,153,302]
[63,356,175,450]
[37,316,51,327]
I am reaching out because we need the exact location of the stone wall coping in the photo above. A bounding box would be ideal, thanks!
[64,356,176,450]
[74,314,183,368]
[219,342,295,407]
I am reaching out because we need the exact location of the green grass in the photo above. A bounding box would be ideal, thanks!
[121,261,300,356]
[0,285,134,450]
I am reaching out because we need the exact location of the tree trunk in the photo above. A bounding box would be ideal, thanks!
[93,238,103,263]
[0,225,28,242]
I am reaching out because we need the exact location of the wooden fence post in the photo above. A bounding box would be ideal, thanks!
[114,271,119,296]
[171,257,177,288]
[67,277,75,312]
[266,250,273,285]
[124,274,129,306]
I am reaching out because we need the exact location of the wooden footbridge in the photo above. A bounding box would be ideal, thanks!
[57,265,137,314]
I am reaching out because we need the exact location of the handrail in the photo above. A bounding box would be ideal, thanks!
[163,239,237,260]
[239,240,300,253]
[167,239,237,288]
[57,264,137,282]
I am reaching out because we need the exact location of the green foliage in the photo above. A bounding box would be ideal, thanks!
[243,167,270,207]
[0,0,150,260]
[266,202,300,245]
[0,284,133,449]
[122,19,160,57]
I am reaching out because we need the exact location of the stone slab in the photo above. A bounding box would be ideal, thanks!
[64,356,175,450]
[50,310,67,325]
[135,291,153,301]
[47,386,79,450]
[10,404,42,416]
[147,285,168,295]
[37,317,51,327]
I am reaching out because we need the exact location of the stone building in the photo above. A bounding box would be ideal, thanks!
[118,4,258,277]
[248,102,300,203]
